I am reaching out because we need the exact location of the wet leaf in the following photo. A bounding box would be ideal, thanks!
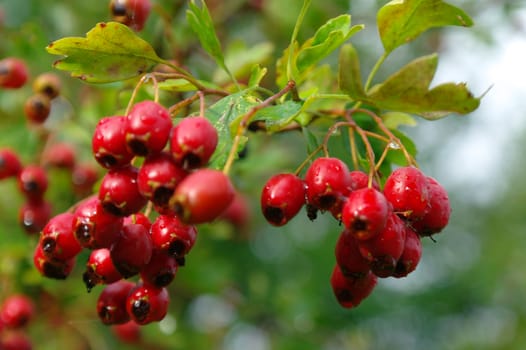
[46,22,164,83]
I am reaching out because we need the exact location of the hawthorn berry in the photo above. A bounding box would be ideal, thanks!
[110,222,153,278]
[0,149,22,179]
[18,199,52,235]
[32,72,61,99]
[0,294,34,329]
[125,100,173,156]
[24,93,51,124]
[0,332,32,350]
[349,170,380,191]
[150,215,198,258]
[40,212,82,261]
[412,176,451,236]
[335,229,371,278]
[260,173,305,226]
[170,169,235,224]
[17,165,48,201]
[110,0,152,32]
[0,57,28,89]
[220,191,251,232]
[394,226,422,278]
[98,165,147,217]
[170,116,218,170]
[140,249,179,288]
[71,163,99,196]
[92,116,134,169]
[112,320,141,343]
[126,283,169,325]
[42,142,76,169]
[33,243,76,280]
[83,248,123,292]
[330,265,377,309]
[97,280,135,325]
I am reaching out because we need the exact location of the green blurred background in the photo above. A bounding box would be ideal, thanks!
[0,0,525,349]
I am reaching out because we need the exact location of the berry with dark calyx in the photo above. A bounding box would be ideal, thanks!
[335,229,371,278]
[0,57,28,89]
[0,294,34,329]
[341,187,390,241]
[42,142,76,169]
[73,195,123,249]
[170,116,218,170]
[17,165,48,201]
[18,199,52,235]
[394,226,422,278]
[112,320,141,344]
[0,149,22,179]
[92,116,134,169]
[260,173,305,226]
[110,0,152,32]
[137,152,187,209]
[83,248,123,292]
[330,265,377,309]
[71,163,99,196]
[357,213,407,278]
[32,72,61,99]
[24,93,51,124]
[304,157,353,214]
[140,249,179,288]
[110,222,153,278]
[98,165,147,217]
[349,170,380,191]
[40,212,82,261]
[126,283,169,325]
[33,243,76,280]
[412,176,451,237]
[150,215,197,258]
[383,166,430,221]
[97,280,135,325]
[170,169,235,224]
[125,100,173,156]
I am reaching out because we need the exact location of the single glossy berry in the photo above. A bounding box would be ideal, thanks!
[150,215,198,258]
[0,57,28,89]
[335,229,371,278]
[33,243,76,280]
[110,0,152,31]
[412,176,451,236]
[92,116,134,169]
[73,195,123,249]
[357,213,407,278]
[99,165,147,217]
[170,116,218,170]
[219,191,251,232]
[40,212,82,261]
[349,170,380,191]
[110,222,153,278]
[137,152,187,209]
[0,149,22,179]
[32,72,61,99]
[383,166,430,221]
[126,283,169,325]
[24,93,51,124]
[394,226,422,278]
[140,249,179,288]
[123,212,151,231]
[17,165,48,201]
[42,142,76,169]
[18,199,52,235]
[0,294,34,329]
[112,320,141,343]
[304,157,353,214]
[341,187,390,241]
[71,163,99,196]
[330,265,377,309]
[170,169,235,224]
[83,248,123,292]
[125,100,173,156]
[97,280,135,325]
[260,173,305,226]
[0,332,32,350]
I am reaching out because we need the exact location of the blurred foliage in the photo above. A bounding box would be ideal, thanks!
[0,0,524,349]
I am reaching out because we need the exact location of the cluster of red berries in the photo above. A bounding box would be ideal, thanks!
[33,99,237,327]
[261,157,451,309]
[0,294,35,350]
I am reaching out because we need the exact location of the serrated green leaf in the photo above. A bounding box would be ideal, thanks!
[382,112,417,129]
[378,0,474,54]
[46,22,164,83]
[253,100,303,131]
[338,43,366,99]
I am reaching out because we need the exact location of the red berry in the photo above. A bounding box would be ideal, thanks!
[0,57,28,89]
[412,177,451,236]
[260,173,305,226]
[170,116,218,170]
[97,280,135,325]
[383,166,430,221]
[71,163,99,196]
[18,199,52,235]
[140,249,179,288]
[98,165,147,217]
[219,191,251,231]
[17,165,48,201]
[110,0,152,31]
[394,226,422,278]
[349,170,380,191]
[42,142,76,169]
[0,294,34,329]
[123,212,151,231]
[32,72,61,99]
[92,116,134,169]
[112,320,141,343]
[24,93,51,124]
[341,187,390,241]
[126,283,169,325]
[83,248,123,292]
[125,100,173,156]
[170,169,235,224]
[330,265,377,309]
[33,243,76,280]
[150,215,197,258]
[0,149,22,179]
[304,157,352,213]
[110,222,153,278]
[0,332,32,350]
[40,212,82,261]
[335,229,371,278]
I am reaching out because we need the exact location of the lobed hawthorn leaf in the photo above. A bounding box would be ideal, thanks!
[378,0,474,54]
[46,22,165,83]
[338,43,366,99]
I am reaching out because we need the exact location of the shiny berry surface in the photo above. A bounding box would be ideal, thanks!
[98,165,147,217]
[92,116,134,169]
[260,173,305,226]
[0,57,28,89]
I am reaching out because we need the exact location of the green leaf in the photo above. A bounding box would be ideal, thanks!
[253,100,303,131]
[385,129,417,166]
[157,79,198,92]
[248,64,268,88]
[186,0,237,86]
[381,112,417,129]
[46,22,164,83]
[338,43,366,99]
[378,0,474,54]
[366,54,481,118]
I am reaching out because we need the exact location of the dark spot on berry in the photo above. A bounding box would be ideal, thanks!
[318,194,336,210]
[264,206,284,225]
[82,268,98,293]
[102,202,124,217]
[98,154,118,168]
[306,204,318,221]
[42,261,68,280]
[154,273,174,287]
[23,180,39,193]
[131,299,150,322]
[182,153,202,170]
[41,237,56,254]
[352,218,368,232]
[75,223,93,244]
[175,256,185,266]
[336,289,354,303]
[168,240,186,257]
[153,187,174,206]
[127,139,149,156]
